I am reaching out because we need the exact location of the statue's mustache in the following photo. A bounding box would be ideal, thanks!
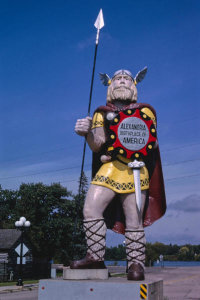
[114,86,131,91]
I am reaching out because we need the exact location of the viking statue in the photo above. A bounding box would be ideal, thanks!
[71,68,166,280]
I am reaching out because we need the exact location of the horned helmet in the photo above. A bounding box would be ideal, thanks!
[99,67,147,103]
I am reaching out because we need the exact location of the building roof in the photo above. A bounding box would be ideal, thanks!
[0,229,21,250]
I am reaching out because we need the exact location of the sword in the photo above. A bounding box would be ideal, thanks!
[128,160,145,211]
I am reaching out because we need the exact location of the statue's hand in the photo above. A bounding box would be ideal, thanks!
[100,155,112,163]
[75,116,92,136]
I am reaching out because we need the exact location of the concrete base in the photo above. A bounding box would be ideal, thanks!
[38,277,163,300]
[63,267,109,280]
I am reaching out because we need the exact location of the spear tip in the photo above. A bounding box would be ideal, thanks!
[94,8,104,30]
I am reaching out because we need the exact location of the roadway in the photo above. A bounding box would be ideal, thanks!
[0,266,200,299]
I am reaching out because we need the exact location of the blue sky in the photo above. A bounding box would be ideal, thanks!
[0,0,200,247]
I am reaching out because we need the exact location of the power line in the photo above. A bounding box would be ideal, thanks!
[1,156,200,181]
[1,170,200,187]
[1,141,82,164]
[3,170,200,185]
[1,140,199,167]
[163,158,200,167]
[165,173,200,182]
[0,164,91,180]
[58,172,200,185]
[161,142,200,153]
[1,133,199,164]
[159,116,198,126]
[0,147,66,164]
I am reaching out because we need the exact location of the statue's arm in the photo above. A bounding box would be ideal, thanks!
[86,127,106,152]
[75,113,106,153]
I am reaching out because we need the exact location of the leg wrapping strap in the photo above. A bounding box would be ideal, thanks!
[83,219,106,261]
[125,229,146,268]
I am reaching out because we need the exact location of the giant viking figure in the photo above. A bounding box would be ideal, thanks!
[71,68,166,280]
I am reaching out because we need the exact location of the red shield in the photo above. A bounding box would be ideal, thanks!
[106,108,157,160]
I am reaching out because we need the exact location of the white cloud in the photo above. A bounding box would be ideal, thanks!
[145,206,200,245]
[168,194,200,212]
[77,35,95,50]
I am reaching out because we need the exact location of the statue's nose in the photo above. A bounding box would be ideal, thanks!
[119,79,125,85]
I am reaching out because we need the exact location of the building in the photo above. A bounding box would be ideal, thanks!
[0,229,34,281]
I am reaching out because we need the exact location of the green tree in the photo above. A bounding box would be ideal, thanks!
[178,246,190,261]
[105,244,126,261]
[145,243,158,266]
[13,182,86,264]
[167,244,180,256]
[78,171,89,199]
[194,253,200,261]
[69,171,89,261]
[0,185,18,228]
[153,242,168,256]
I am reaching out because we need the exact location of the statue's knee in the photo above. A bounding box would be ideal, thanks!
[83,204,92,219]
[83,202,98,219]
[126,223,140,230]
[126,217,142,230]
[83,201,103,220]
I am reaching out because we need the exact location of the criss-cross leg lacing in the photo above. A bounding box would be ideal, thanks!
[125,230,146,268]
[83,219,106,261]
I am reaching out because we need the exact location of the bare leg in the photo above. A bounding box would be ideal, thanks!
[120,190,147,230]
[83,184,116,220]
[70,185,116,268]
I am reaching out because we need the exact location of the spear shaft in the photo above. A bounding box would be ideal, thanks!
[73,10,104,252]
[87,43,98,116]
[78,35,99,199]
[78,9,104,203]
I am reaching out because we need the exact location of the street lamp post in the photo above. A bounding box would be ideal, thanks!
[159,254,164,268]
[15,217,31,286]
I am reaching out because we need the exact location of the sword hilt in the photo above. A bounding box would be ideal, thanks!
[128,159,145,169]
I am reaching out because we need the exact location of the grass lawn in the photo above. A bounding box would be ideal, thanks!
[110,273,126,277]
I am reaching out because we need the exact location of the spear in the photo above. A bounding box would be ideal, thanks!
[88,8,104,115]
[78,8,104,196]
[73,9,104,245]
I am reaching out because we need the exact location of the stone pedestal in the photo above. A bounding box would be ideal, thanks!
[38,277,163,300]
[63,267,109,280]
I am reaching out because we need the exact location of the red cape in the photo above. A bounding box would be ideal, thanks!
[92,102,166,234]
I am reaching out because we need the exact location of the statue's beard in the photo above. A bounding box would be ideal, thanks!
[111,87,133,101]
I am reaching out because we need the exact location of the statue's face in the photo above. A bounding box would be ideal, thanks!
[107,74,137,103]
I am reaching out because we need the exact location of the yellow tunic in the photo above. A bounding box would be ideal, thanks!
[91,108,156,194]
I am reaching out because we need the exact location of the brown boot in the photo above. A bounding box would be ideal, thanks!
[70,252,106,269]
[127,262,144,281]
[70,219,107,269]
